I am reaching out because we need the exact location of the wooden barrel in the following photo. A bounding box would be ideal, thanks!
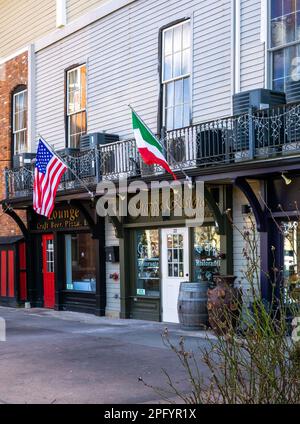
[177,281,209,330]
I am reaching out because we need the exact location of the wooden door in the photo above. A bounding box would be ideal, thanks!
[42,234,55,308]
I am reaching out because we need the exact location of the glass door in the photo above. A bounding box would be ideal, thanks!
[161,228,189,323]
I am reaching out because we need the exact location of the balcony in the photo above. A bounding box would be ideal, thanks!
[4,102,300,200]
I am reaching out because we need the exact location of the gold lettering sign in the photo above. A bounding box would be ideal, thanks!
[32,207,85,231]
[128,191,208,219]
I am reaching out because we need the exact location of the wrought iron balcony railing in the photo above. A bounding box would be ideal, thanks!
[165,102,300,169]
[4,102,300,200]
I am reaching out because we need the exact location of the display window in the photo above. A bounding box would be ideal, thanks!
[282,221,300,304]
[193,226,221,284]
[65,233,96,292]
[136,229,160,297]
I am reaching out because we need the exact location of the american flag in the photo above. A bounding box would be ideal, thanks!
[33,138,67,218]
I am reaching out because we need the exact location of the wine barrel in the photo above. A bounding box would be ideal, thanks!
[177,281,209,330]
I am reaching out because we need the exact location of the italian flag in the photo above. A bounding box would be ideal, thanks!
[131,109,177,180]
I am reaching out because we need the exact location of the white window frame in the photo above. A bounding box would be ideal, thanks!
[66,64,87,148]
[161,19,192,131]
[268,0,300,92]
[12,88,28,155]
[46,239,54,273]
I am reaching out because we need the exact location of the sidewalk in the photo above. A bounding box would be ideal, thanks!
[0,307,213,404]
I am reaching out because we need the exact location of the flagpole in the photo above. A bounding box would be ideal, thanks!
[128,105,192,184]
[37,135,94,199]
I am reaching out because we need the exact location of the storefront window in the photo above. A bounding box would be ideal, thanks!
[65,233,96,292]
[167,233,184,278]
[46,239,54,273]
[136,229,160,297]
[193,226,221,283]
[282,221,300,303]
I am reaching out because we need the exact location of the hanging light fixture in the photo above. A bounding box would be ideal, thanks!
[281,173,292,186]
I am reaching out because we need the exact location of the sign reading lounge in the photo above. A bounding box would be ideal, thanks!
[30,206,86,231]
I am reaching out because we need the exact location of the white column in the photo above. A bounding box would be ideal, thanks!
[260,0,267,43]
[235,0,241,94]
[56,0,67,28]
[260,0,269,89]
[231,0,241,97]
[28,44,36,153]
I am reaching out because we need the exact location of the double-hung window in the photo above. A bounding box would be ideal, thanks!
[270,0,300,93]
[12,88,28,154]
[67,64,87,148]
[162,20,191,131]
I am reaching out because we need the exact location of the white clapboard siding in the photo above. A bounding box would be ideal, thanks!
[240,0,265,92]
[35,0,233,150]
[0,0,56,58]
[233,182,261,301]
[105,217,120,316]
[67,0,108,22]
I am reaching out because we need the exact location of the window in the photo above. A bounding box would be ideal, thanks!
[136,229,160,297]
[282,221,300,304]
[12,87,27,154]
[67,64,87,148]
[167,233,184,278]
[193,226,220,283]
[65,233,96,292]
[162,20,191,130]
[46,239,54,273]
[270,0,300,92]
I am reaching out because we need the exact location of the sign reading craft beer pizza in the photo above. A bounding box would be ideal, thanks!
[30,205,87,231]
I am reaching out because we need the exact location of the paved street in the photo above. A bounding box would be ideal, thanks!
[0,307,213,404]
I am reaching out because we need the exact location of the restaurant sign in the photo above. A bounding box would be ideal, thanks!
[30,206,87,231]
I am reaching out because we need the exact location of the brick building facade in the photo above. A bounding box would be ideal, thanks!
[0,52,28,236]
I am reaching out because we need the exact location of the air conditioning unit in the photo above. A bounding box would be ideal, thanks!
[57,148,79,157]
[57,148,79,185]
[102,149,116,175]
[285,80,300,104]
[168,136,186,163]
[80,132,119,151]
[13,153,35,169]
[233,89,286,115]
[197,128,226,164]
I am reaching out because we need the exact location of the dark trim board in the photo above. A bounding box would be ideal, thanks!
[129,297,160,322]
[60,291,96,314]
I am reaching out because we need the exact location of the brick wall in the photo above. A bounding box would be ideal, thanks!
[0,52,28,237]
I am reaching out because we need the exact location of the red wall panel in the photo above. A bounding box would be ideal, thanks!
[8,250,14,298]
[1,250,7,297]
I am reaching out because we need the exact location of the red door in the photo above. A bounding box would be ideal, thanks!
[42,234,55,308]
[0,248,15,299]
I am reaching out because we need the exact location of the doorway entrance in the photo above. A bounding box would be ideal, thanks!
[161,228,189,323]
[42,234,55,308]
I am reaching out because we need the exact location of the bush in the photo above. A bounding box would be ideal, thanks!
[140,213,300,404]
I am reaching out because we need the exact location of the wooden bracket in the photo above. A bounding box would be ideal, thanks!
[69,199,98,236]
[204,187,226,235]
[2,203,29,240]
[234,177,267,232]
[109,215,124,239]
